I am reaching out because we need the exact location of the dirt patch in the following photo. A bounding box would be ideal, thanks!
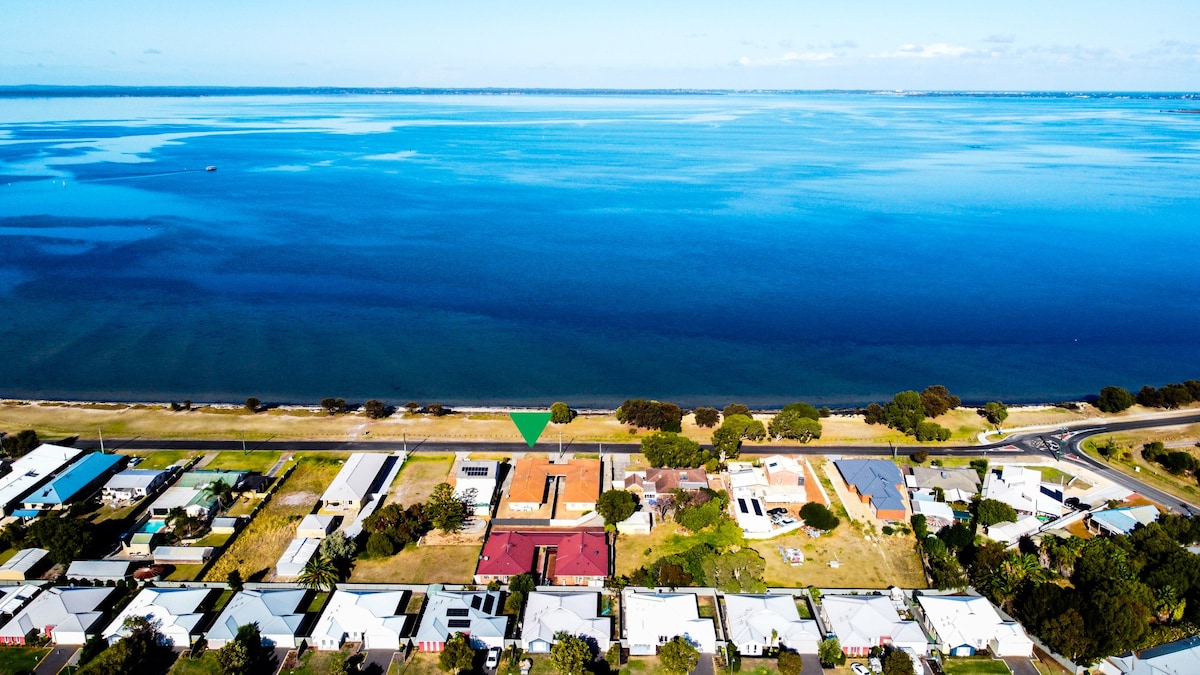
[421,525,486,546]
[277,491,318,506]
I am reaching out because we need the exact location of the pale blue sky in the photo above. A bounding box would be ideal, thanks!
[3,1,1198,89]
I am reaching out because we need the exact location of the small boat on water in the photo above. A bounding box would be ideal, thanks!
[205,165,217,172]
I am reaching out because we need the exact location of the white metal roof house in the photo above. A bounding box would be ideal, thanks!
[65,560,133,583]
[275,537,321,579]
[725,594,821,655]
[414,587,507,652]
[733,492,773,534]
[1089,505,1160,536]
[522,592,611,654]
[982,466,1064,518]
[321,453,390,513]
[311,589,410,651]
[916,594,1033,657]
[0,548,50,581]
[103,587,211,647]
[297,514,338,539]
[822,595,929,657]
[911,499,956,531]
[455,460,500,516]
[0,444,83,514]
[984,515,1043,545]
[0,586,114,645]
[102,468,172,503]
[0,586,39,621]
[623,590,717,655]
[152,546,215,565]
[206,589,307,649]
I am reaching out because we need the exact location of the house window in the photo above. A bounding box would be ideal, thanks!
[659,636,668,643]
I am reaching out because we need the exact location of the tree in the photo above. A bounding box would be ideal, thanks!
[818,638,846,667]
[320,397,347,415]
[297,553,339,592]
[427,482,470,533]
[426,403,450,416]
[913,421,951,442]
[366,531,395,557]
[202,479,235,511]
[701,548,766,593]
[405,401,421,414]
[863,403,886,425]
[216,640,251,675]
[550,402,576,424]
[881,648,914,675]
[693,407,720,428]
[319,530,356,569]
[881,390,926,434]
[550,632,592,675]
[920,385,961,418]
[659,636,699,675]
[227,570,244,592]
[364,399,390,419]
[641,432,707,468]
[977,499,1018,527]
[617,399,684,432]
[597,489,637,525]
[799,502,839,531]
[439,632,476,673]
[0,429,39,457]
[722,403,752,419]
[777,649,803,675]
[1096,386,1136,413]
[78,615,164,675]
[243,397,260,413]
[25,515,91,566]
[981,401,1009,430]
[768,409,822,443]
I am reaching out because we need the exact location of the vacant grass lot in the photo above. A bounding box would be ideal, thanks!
[944,659,1013,675]
[350,543,480,584]
[204,456,345,582]
[0,647,49,675]
[205,450,282,473]
[120,449,197,469]
[387,455,454,505]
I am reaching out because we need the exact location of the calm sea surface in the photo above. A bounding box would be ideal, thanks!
[1,92,1197,406]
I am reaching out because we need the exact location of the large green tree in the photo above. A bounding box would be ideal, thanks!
[976,498,1018,527]
[659,637,699,675]
[550,632,592,675]
[799,502,839,531]
[881,649,914,675]
[1095,386,1135,413]
[692,407,720,428]
[981,401,1009,430]
[700,548,766,593]
[551,402,576,424]
[768,408,822,443]
[920,385,962,418]
[617,399,683,432]
[641,432,708,468]
[439,632,476,673]
[428,482,470,533]
[818,638,845,667]
[597,489,637,525]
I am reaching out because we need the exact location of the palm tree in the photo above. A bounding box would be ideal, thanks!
[202,479,235,512]
[297,554,339,592]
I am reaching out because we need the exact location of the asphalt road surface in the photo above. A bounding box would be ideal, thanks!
[75,411,1200,510]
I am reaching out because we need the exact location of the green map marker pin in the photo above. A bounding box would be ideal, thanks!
[510,411,552,447]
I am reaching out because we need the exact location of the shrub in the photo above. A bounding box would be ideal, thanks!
[366,532,395,558]
[911,450,930,464]
[799,502,839,531]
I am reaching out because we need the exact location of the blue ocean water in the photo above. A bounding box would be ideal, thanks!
[1,92,1197,407]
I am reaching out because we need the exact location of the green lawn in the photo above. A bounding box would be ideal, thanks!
[206,451,282,473]
[944,659,1012,675]
[122,450,197,469]
[284,649,348,675]
[0,647,50,675]
[169,652,222,675]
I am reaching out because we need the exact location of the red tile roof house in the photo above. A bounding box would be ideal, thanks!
[474,530,609,587]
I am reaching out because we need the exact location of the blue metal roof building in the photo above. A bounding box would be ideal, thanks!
[833,459,908,519]
[22,452,125,509]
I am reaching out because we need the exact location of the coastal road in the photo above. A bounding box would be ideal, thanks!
[74,411,1200,508]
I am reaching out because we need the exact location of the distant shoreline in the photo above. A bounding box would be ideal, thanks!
[2,85,1198,99]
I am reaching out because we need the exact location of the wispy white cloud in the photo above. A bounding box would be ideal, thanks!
[362,150,420,161]
[985,34,1016,44]
[831,40,858,49]
[736,50,839,67]
[872,43,987,59]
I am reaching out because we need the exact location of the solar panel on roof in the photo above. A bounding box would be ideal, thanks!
[446,607,469,617]
[470,595,482,609]
[448,619,471,628]
[482,595,496,614]
[737,498,748,513]
[751,500,763,516]
[462,466,490,477]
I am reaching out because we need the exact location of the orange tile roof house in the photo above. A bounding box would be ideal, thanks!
[506,458,600,512]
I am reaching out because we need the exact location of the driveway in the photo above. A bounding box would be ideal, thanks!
[361,649,396,675]
[33,647,77,675]
[1002,657,1041,675]
[691,654,715,675]
[801,654,823,674]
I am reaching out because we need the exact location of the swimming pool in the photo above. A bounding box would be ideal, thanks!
[138,519,167,534]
